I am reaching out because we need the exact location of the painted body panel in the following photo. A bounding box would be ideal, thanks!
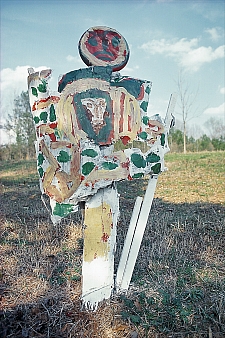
[28,66,168,224]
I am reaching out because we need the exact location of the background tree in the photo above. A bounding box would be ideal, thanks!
[198,134,214,151]
[211,136,225,150]
[176,70,200,154]
[204,117,225,151]
[204,117,225,139]
[4,91,36,160]
[168,128,184,152]
[167,126,225,153]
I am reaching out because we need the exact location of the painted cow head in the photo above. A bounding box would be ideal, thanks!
[81,97,109,134]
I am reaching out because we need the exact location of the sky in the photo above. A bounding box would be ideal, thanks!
[0,0,225,144]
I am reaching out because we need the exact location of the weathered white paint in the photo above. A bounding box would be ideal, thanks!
[116,196,143,288]
[81,185,119,309]
[116,175,158,291]
[82,258,114,310]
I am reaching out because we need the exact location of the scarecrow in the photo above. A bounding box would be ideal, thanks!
[28,26,175,309]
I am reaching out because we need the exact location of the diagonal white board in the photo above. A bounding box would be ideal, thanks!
[116,175,158,291]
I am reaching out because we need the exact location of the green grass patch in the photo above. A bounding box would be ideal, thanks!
[0,159,38,185]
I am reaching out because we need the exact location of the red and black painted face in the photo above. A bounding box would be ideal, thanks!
[85,29,121,62]
[79,26,130,71]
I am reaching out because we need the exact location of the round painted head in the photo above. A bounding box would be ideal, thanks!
[78,26,130,71]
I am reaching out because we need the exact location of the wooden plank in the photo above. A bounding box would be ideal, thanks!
[81,185,119,310]
[164,92,177,131]
[117,175,158,291]
[116,196,143,289]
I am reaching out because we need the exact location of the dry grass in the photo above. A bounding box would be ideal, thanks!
[0,152,225,337]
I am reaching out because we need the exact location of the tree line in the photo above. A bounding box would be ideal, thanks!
[1,91,36,161]
[0,90,224,162]
[168,127,225,153]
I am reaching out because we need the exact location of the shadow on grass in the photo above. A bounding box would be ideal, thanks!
[0,179,225,337]
[116,197,225,337]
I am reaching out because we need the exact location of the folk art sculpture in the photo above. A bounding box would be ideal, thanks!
[27,26,176,309]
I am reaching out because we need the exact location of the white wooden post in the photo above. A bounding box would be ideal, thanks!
[116,175,158,291]
[116,196,143,287]
[82,185,119,309]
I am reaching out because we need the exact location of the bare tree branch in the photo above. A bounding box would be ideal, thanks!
[175,69,201,153]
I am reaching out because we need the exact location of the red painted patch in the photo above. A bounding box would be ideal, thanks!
[84,29,121,62]
[119,92,125,133]
[121,159,130,170]
[49,133,56,142]
[32,102,36,111]
[49,122,57,129]
[136,84,145,100]
[36,128,43,137]
[38,96,58,104]
[128,115,132,132]
[51,96,60,103]
[120,135,131,145]
[148,123,158,129]
[101,233,109,242]
[32,96,59,111]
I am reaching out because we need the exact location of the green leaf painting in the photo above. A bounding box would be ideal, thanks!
[161,133,165,146]
[31,87,38,97]
[132,173,144,178]
[145,85,151,95]
[142,116,149,126]
[151,163,161,174]
[38,153,45,166]
[38,166,44,178]
[102,162,118,170]
[49,104,56,122]
[33,116,40,124]
[37,80,47,93]
[81,149,98,158]
[138,131,148,140]
[140,101,148,112]
[82,162,95,175]
[40,111,48,123]
[57,150,71,163]
[131,153,146,168]
[146,153,160,163]
[53,203,74,217]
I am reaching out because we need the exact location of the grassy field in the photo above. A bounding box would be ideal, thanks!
[0,152,224,337]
